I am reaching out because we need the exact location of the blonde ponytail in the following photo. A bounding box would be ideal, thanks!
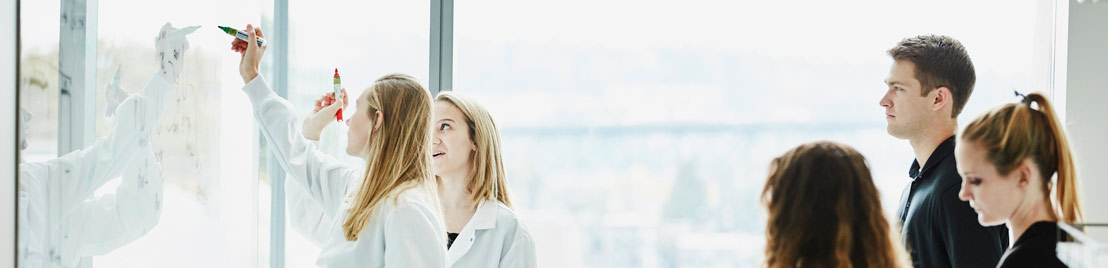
[960,92,1082,223]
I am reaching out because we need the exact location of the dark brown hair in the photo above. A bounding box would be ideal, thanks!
[762,141,909,268]
[888,35,976,118]
[960,92,1081,223]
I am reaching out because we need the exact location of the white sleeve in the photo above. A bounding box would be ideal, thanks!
[383,203,448,267]
[17,164,47,268]
[53,75,174,220]
[65,147,164,256]
[499,227,538,268]
[242,76,359,218]
[285,176,332,246]
[16,74,172,266]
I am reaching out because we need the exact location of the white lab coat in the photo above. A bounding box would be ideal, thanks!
[447,200,537,268]
[288,182,536,267]
[18,75,172,268]
[243,76,448,268]
[286,170,331,247]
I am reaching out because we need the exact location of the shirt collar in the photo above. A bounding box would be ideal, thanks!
[1016,221,1059,246]
[909,135,957,180]
[472,200,499,230]
[447,200,501,265]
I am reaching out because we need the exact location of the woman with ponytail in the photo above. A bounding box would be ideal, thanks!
[956,91,1081,268]
[232,25,447,267]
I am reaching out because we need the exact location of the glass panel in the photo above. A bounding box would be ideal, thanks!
[455,0,1045,266]
[89,0,264,266]
[18,0,59,163]
[18,0,264,266]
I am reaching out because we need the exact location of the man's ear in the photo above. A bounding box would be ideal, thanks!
[373,111,384,131]
[932,87,952,113]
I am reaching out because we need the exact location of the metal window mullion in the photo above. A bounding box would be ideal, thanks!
[430,0,453,95]
[4,0,20,265]
[57,0,97,265]
[58,0,97,155]
[268,0,290,267]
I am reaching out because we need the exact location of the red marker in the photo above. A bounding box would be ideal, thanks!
[333,68,343,122]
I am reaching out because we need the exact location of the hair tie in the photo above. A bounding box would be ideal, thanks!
[1014,90,1032,105]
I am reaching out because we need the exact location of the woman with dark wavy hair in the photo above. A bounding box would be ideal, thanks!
[762,141,911,268]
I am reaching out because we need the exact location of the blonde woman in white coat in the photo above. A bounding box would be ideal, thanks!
[231,24,447,267]
[283,92,538,267]
[287,91,540,267]
[433,92,536,267]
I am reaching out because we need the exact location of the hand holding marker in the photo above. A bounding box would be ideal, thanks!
[219,26,267,47]
[223,25,341,123]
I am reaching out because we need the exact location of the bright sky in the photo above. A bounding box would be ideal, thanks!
[23,0,1043,75]
[454,0,1043,75]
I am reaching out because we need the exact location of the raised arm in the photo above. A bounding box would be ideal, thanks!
[234,25,358,217]
[53,75,174,212]
[64,147,164,256]
[285,176,333,246]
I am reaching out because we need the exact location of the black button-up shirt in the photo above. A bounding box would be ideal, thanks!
[897,136,1009,268]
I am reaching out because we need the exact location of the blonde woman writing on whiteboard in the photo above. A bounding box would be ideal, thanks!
[231,24,447,267]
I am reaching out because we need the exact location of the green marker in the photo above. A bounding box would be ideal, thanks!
[218,26,267,47]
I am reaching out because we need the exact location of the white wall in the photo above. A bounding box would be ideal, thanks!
[1,0,17,265]
[1065,0,1108,240]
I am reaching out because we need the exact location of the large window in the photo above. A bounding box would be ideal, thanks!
[453,0,1048,266]
[20,0,265,266]
[18,0,427,266]
[17,0,1056,267]
[89,0,264,267]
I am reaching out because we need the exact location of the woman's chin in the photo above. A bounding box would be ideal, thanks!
[978,214,1006,227]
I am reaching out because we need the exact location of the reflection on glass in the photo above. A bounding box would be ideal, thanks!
[17,23,194,267]
[19,0,262,266]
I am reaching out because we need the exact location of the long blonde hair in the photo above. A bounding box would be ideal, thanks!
[762,141,911,268]
[435,92,513,208]
[960,92,1082,223]
[343,73,439,241]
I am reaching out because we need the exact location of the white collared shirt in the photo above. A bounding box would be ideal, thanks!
[244,76,447,268]
[448,200,537,268]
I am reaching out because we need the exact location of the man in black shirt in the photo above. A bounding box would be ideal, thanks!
[879,35,1009,268]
